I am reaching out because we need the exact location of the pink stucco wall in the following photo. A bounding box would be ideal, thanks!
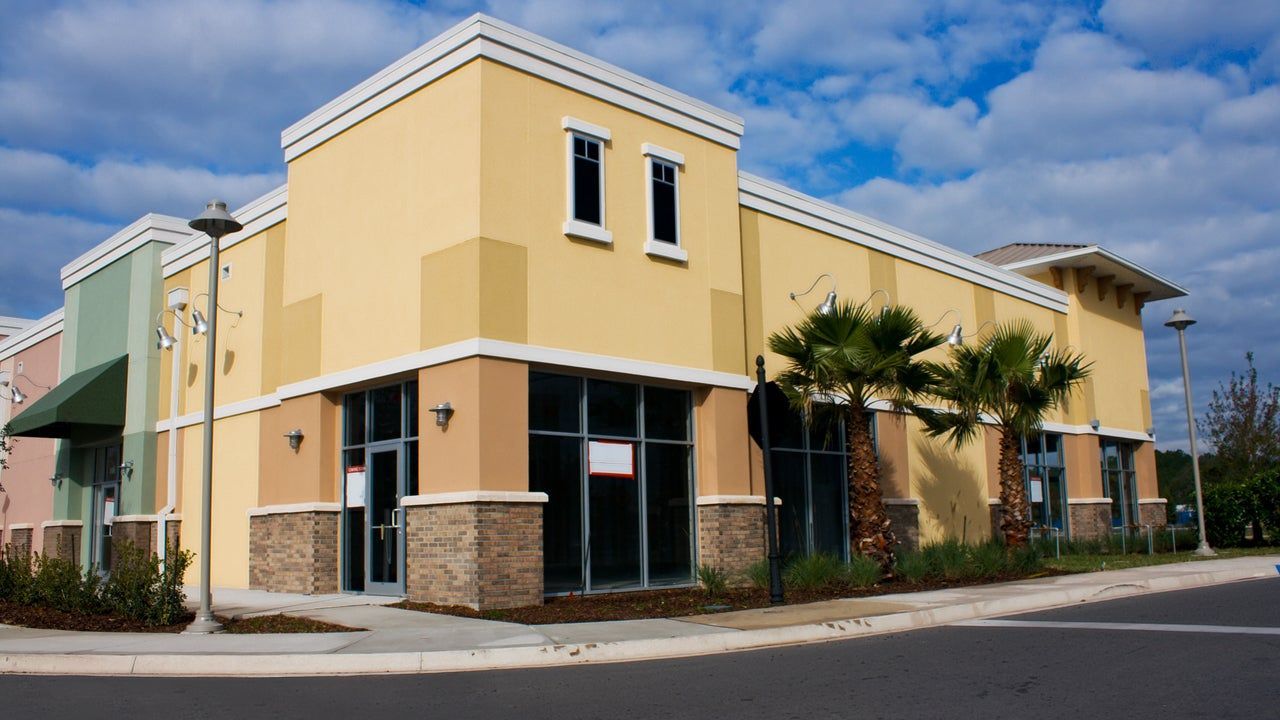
[1,331,61,554]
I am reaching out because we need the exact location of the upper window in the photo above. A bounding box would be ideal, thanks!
[562,117,612,245]
[642,143,687,262]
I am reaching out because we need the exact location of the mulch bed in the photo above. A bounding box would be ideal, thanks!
[0,600,362,634]
[393,569,1064,625]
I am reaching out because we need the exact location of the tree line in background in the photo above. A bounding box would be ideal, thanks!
[1156,352,1280,547]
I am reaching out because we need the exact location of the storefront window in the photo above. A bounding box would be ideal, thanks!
[1101,439,1138,527]
[1020,433,1067,531]
[529,372,694,594]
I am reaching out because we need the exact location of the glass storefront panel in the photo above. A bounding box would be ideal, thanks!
[1021,433,1068,531]
[587,379,637,438]
[530,434,583,593]
[810,453,847,557]
[772,450,808,559]
[589,471,641,589]
[369,385,402,442]
[643,386,690,441]
[645,443,693,585]
[530,373,580,433]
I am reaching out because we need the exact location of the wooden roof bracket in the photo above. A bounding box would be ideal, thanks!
[1132,291,1151,315]
[1075,265,1095,293]
[1049,266,1065,290]
[1115,283,1133,309]
[1096,274,1115,301]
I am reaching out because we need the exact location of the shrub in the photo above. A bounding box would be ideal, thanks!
[695,563,728,597]
[922,539,969,580]
[103,540,192,625]
[1250,471,1280,541]
[1203,483,1251,547]
[783,553,845,590]
[0,547,35,602]
[894,550,932,583]
[30,554,103,615]
[843,555,883,588]
[743,558,772,590]
[968,541,1008,579]
[1008,544,1043,575]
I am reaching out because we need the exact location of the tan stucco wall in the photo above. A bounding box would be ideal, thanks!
[257,393,340,506]
[694,387,751,496]
[420,357,528,494]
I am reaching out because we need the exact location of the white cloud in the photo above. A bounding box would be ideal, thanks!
[1100,0,1280,60]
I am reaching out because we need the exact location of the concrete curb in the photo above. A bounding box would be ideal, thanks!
[1,564,1273,677]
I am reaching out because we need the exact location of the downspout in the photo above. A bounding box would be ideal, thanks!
[158,298,184,569]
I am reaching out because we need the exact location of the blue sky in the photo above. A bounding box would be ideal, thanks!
[2,0,1278,450]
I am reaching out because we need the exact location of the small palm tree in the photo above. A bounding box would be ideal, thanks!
[919,320,1091,548]
[768,302,944,571]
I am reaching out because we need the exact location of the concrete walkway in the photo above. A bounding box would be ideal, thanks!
[1,555,1275,677]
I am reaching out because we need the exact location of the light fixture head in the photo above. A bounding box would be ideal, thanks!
[156,325,177,350]
[1164,308,1196,331]
[431,401,455,427]
[188,200,243,240]
[1090,418,1101,431]
[946,324,964,346]
[816,291,838,315]
[191,309,209,335]
[10,386,26,404]
[284,429,304,452]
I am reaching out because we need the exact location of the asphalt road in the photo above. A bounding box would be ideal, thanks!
[4,578,1276,720]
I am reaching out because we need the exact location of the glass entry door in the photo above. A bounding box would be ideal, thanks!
[90,443,123,573]
[365,447,403,595]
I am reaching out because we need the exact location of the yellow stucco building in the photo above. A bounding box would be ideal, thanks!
[14,15,1185,610]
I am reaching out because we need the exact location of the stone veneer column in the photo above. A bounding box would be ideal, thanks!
[403,491,546,611]
[696,496,767,579]
[111,515,158,556]
[41,520,83,563]
[247,503,340,594]
[1067,499,1113,540]
[884,499,921,552]
[1138,499,1168,528]
[7,524,34,557]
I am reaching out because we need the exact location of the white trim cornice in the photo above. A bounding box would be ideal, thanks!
[6,523,35,530]
[738,172,1069,313]
[61,215,189,289]
[280,14,744,161]
[41,520,83,528]
[401,491,549,506]
[112,514,159,523]
[247,502,341,517]
[696,495,772,506]
[1138,498,1168,504]
[162,185,288,278]
[1067,498,1112,505]
[0,308,63,362]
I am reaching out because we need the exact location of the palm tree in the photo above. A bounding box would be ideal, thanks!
[767,301,944,571]
[919,320,1091,548]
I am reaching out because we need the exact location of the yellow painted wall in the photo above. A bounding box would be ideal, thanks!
[477,60,744,373]
[908,417,993,543]
[177,413,260,588]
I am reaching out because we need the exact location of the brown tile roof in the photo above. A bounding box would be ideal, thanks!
[975,243,1089,266]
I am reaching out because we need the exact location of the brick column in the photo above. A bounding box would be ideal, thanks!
[1138,499,1168,528]
[884,499,921,552]
[403,492,545,611]
[7,524,34,557]
[247,503,340,594]
[111,515,158,556]
[1068,499,1113,540]
[695,496,766,580]
[41,520,83,563]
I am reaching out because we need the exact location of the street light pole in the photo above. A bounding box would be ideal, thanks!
[1164,308,1214,557]
[184,200,243,634]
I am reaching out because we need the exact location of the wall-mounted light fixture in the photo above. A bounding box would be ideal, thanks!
[284,429,304,452]
[119,460,134,479]
[928,309,995,347]
[431,402,454,428]
[862,288,892,315]
[789,273,838,315]
[8,385,26,404]
[1089,418,1101,431]
[49,474,66,489]
[1,371,48,404]
[190,292,243,336]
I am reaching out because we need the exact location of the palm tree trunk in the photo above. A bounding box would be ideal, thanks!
[998,429,1033,548]
[848,407,895,571]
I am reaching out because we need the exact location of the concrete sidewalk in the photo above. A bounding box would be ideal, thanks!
[1,555,1275,677]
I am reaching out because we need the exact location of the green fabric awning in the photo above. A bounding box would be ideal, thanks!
[8,355,127,443]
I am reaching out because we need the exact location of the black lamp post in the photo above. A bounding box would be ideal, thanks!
[755,355,785,605]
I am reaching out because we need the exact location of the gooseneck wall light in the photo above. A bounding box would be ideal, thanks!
[789,273,838,315]
[184,200,243,635]
[1,372,50,405]
[1164,308,1214,557]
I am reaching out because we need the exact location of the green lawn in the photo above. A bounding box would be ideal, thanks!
[1044,546,1280,573]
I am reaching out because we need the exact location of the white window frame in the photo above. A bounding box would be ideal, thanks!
[562,117,612,245]
[642,143,687,262]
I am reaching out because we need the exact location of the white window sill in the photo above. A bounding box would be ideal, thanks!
[645,239,688,263]
[563,220,613,245]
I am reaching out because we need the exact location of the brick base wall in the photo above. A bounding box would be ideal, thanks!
[249,511,339,594]
[163,518,181,553]
[884,502,921,552]
[1138,501,1168,528]
[7,527,34,558]
[405,501,542,611]
[112,520,158,557]
[1069,502,1112,540]
[42,524,82,564]
[696,503,765,580]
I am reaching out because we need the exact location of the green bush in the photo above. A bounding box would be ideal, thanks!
[103,541,193,625]
[921,539,969,580]
[894,550,932,583]
[968,541,1008,579]
[695,563,728,597]
[30,554,104,615]
[783,553,845,590]
[1008,544,1043,575]
[0,547,35,602]
[1204,483,1251,547]
[743,558,772,590]
[1250,471,1280,541]
[843,555,883,587]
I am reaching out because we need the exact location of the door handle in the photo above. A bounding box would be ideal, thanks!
[391,508,400,529]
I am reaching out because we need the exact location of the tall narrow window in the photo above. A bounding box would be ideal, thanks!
[573,135,602,225]
[561,117,612,244]
[642,143,687,262]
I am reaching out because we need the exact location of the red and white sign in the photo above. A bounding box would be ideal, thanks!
[588,440,634,478]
